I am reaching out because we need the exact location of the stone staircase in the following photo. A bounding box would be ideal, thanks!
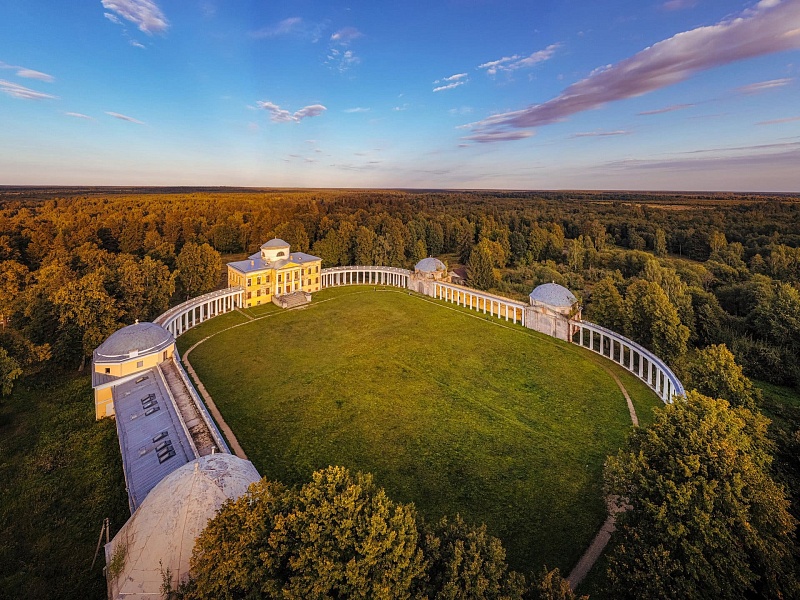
[272,291,312,309]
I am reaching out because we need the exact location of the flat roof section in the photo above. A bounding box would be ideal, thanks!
[113,369,196,513]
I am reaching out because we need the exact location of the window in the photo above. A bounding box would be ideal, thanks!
[256,289,261,297]
[278,286,282,294]
[257,300,261,305]
[294,271,299,280]
[266,275,271,283]
[105,367,110,374]
[315,277,319,283]
[315,266,319,273]
[301,268,305,276]
[278,274,282,282]
[247,278,251,286]
[257,276,261,284]
[136,360,144,368]
[247,291,252,299]
[277,251,285,257]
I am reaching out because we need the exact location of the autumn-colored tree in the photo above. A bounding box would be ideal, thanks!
[604,391,797,599]
[176,243,221,299]
[0,259,28,326]
[0,347,22,397]
[354,225,377,265]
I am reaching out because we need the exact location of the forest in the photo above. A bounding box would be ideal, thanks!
[1,188,799,598]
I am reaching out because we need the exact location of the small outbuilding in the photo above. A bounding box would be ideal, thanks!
[411,257,451,294]
[92,321,176,419]
[104,453,261,600]
[525,283,581,341]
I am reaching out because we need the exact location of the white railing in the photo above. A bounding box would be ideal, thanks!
[321,266,411,289]
[573,321,684,402]
[155,287,243,338]
[433,281,528,327]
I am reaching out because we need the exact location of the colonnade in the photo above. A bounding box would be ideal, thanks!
[155,287,244,338]
[574,321,684,402]
[321,266,411,289]
[433,281,526,327]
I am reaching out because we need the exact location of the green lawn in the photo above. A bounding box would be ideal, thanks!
[0,373,129,600]
[186,287,663,573]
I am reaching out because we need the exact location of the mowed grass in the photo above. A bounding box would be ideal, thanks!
[187,287,662,572]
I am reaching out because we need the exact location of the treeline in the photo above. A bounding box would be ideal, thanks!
[2,190,799,389]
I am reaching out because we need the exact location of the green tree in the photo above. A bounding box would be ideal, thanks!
[588,278,625,332]
[0,347,22,396]
[681,344,758,410]
[528,567,586,600]
[604,391,797,600]
[176,243,221,299]
[467,244,496,291]
[420,515,527,600]
[653,228,667,257]
[354,226,377,265]
[185,467,426,600]
[0,259,28,326]
[412,239,428,264]
[625,279,689,363]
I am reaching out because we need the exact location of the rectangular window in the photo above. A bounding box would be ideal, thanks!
[105,367,110,374]
[256,289,261,297]
[247,291,252,299]
[247,278,251,286]
[278,274,282,282]
[294,271,299,280]
[266,275,271,283]
[278,286,282,294]
[315,266,319,273]
[301,268,305,276]
[257,276,261,285]
[315,277,319,284]
[136,360,144,368]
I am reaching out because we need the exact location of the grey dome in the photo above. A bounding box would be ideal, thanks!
[95,322,174,360]
[529,283,577,308]
[261,238,290,248]
[415,257,446,273]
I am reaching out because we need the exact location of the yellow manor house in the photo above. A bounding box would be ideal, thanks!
[227,238,322,307]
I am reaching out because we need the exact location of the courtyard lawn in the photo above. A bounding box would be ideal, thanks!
[186,287,662,573]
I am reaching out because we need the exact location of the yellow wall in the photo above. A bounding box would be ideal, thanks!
[93,343,176,420]
[230,261,322,307]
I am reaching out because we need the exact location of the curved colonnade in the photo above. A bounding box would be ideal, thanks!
[154,266,683,403]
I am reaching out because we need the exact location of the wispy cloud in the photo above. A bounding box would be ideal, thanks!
[129,39,146,49]
[571,130,631,138]
[101,0,168,34]
[0,79,57,100]
[735,78,792,94]
[478,44,560,76]
[106,111,145,124]
[64,112,94,120]
[344,107,370,113]
[250,17,303,39]
[433,73,468,92]
[0,62,54,82]
[330,27,362,44]
[467,1,800,142]
[757,115,800,125]
[637,103,694,115]
[327,48,360,72]
[662,0,696,11]
[462,130,534,143]
[256,101,327,123]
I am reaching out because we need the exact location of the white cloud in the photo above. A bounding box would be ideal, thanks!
[0,79,57,100]
[64,112,94,120]
[467,1,800,142]
[736,78,793,94]
[105,111,145,124]
[256,101,327,123]
[462,130,533,143]
[327,48,360,72]
[434,73,468,83]
[101,0,168,34]
[433,81,465,92]
[344,107,370,113]
[104,12,122,24]
[330,27,362,44]
[478,44,560,76]
[250,17,303,38]
[129,39,146,49]
[571,130,631,138]
[0,62,54,82]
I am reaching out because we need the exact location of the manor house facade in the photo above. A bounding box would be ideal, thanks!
[226,238,322,308]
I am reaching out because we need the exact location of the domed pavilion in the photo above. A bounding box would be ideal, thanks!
[525,283,581,341]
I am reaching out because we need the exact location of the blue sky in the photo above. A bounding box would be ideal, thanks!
[1,0,799,190]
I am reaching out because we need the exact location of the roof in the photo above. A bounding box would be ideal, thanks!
[529,283,578,308]
[113,368,195,512]
[229,251,321,274]
[94,322,174,362]
[105,453,260,600]
[415,257,447,273]
[261,238,290,248]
